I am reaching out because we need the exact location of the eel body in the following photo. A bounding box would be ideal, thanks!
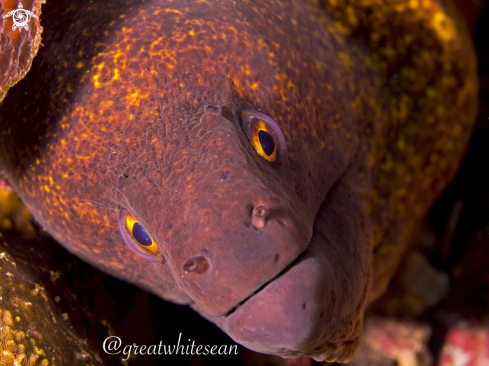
[0,0,478,361]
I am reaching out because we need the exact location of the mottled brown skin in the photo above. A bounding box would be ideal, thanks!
[0,0,478,362]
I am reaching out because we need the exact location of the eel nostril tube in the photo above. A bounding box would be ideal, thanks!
[252,205,269,230]
[183,256,208,274]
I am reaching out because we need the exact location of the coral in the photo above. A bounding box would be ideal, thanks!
[348,317,432,366]
[0,249,102,365]
[0,179,35,235]
[439,323,489,366]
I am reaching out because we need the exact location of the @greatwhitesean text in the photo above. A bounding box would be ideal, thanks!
[103,333,239,360]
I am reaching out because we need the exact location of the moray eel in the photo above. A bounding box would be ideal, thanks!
[0,0,478,361]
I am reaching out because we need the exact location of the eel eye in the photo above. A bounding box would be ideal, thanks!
[240,110,287,165]
[117,207,161,261]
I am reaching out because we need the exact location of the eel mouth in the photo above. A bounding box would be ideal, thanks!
[209,169,368,361]
[218,231,337,359]
[224,246,308,318]
[187,167,368,361]
[221,172,346,319]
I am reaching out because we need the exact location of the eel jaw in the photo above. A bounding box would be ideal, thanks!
[190,168,371,362]
[191,241,363,362]
[221,249,360,362]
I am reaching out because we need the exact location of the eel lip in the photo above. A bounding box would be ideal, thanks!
[189,223,361,361]
[189,244,312,327]
[218,242,337,359]
[224,249,306,318]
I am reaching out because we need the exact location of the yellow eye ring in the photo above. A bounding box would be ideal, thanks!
[125,213,159,255]
[240,110,287,165]
[251,120,278,162]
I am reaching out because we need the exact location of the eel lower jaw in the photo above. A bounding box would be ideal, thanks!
[224,247,307,317]
[190,245,308,324]
[222,247,335,359]
[190,235,361,362]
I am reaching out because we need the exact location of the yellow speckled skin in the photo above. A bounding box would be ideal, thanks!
[0,0,477,362]
[320,0,478,301]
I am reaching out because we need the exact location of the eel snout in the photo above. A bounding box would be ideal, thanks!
[160,108,313,317]
[192,165,370,362]
[169,188,312,317]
